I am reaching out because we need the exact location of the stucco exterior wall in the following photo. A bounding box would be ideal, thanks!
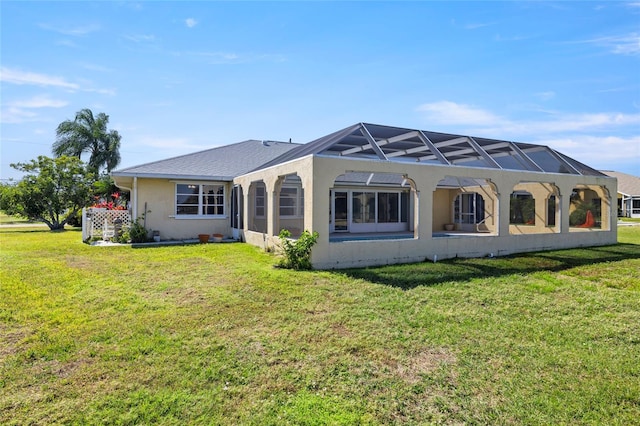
[235,155,617,269]
[129,178,233,241]
[432,189,454,231]
[509,182,560,235]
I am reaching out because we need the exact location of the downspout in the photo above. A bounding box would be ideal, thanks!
[132,176,138,219]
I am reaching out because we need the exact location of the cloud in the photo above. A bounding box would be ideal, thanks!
[175,50,286,64]
[0,107,39,124]
[1,67,79,90]
[464,22,497,30]
[535,91,556,101]
[80,63,114,73]
[416,101,505,126]
[537,135,640,166]
[185,18,198,28]
[8,95,68,109]
[123,34,156,43]
[574,32,640,56]
[39,23,100,36]
[416,101,640,136]
[415,100,640,168]
[1,95,68,124]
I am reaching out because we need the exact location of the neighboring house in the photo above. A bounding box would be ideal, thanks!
[602,170,640,218]
[112,122,617,269]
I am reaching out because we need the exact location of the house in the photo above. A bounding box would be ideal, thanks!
[112,122,617,269]
[601,170,640,218]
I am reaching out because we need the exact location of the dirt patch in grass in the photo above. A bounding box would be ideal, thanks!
[390,347,457,384]
[0,325,31,359]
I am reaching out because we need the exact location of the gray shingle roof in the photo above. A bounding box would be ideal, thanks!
[602,171,640,196]
[112,139,300,181]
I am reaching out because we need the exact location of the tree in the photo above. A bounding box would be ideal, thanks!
[52,108,122,176]
[0,156,93,230]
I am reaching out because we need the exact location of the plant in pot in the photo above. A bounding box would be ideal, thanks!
[212,233,223,243]
[198,234,210,243]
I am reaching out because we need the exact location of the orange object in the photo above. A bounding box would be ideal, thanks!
[578,210,595,228]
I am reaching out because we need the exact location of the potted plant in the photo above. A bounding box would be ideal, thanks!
[212,233,223,243]
[198,234,210,243]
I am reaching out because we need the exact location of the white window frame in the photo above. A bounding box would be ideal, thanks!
[279,185,304,218]
[175,182,225,218]
[333,188,409,233]
[254,185,266,218]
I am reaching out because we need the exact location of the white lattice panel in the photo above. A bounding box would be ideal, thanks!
[85,208,131,240]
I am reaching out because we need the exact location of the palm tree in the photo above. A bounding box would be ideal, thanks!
[53,108,122,176]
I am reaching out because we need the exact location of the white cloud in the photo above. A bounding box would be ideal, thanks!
[9,95,68,108]
[535,91,556,101]
[1,95,68,124]
[574,32,640,56]
[174,50,286,65]
[417,101,640,136]
[416,100,640,169]
[0,67,79,90]
[537,135,640,166]
[185,18,198,28]
[0,107,39,124]
[416,101,505,126]
[464,22,496,30]
[39,23,100,36]
[123,34,156,43]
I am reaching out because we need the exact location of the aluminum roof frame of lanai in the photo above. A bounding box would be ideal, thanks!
[260,123,605,177]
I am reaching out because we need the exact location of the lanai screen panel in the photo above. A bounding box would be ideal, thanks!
[296,123,605,177]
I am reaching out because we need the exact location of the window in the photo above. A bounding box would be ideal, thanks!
[255,185,265,218]
[547,195,556,226]
[378,192,399,223]
[353,192,376,223]
[176,183,225,216]
[352,191,408,224]
[510,192,535,225]
[454,193,485,224]
[279,186,304,217]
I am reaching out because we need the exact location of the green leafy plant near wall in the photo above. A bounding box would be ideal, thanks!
[127,218,150,243]
[570,201,601,226]
[277,229,319,270]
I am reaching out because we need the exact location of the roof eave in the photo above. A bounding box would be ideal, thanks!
[111,171,234,181]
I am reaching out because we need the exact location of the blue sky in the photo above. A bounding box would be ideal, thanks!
[2,1,639,182]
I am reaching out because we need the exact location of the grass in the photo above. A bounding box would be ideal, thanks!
[1,226,639,425]
[0,213,38,225]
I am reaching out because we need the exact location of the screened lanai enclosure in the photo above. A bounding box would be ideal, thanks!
[223,123,617,268]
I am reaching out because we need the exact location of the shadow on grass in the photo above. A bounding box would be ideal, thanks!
[0,227,81,234]
[338,243,640,290]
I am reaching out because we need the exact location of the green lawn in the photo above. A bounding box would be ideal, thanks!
[0,213,38,225]
[1,227,639,425]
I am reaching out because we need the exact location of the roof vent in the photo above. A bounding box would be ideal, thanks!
[262,140,269,146]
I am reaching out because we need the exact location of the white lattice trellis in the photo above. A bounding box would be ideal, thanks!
[83,208,132,241]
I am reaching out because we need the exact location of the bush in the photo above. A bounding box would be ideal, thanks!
[66,210,83,227]
[277,229,319,270]
[570,202,600,226]
[128,218,149,243]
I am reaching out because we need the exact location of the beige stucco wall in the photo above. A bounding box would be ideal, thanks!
[235,155,617,269]
[432,188,454,231]
[113,177,233,241]
[509,182,560,235]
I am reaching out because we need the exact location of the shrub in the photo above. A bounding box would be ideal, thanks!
[128,218,150,243]
[277,229,319,270]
